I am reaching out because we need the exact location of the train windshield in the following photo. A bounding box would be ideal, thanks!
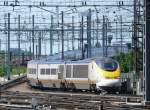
[96,60,118,71]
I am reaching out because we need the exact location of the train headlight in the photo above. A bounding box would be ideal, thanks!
[105,76,120,79]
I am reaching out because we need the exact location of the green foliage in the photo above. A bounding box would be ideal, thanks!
[0,64,27,77]
[0,65,5,77]
[95,42,101,48]
[0,51,5,59]
[12,66,27,75]
[0,50,27,77]
[114,51,134,73]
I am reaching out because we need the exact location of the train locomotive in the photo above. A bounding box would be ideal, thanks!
[27,58,121,92]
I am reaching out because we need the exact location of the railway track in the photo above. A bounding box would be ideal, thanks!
[0,74,27,91]
[0,90,148,110]
[0,76,150,110]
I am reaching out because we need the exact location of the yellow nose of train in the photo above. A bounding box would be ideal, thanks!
[94,59,121,89]
[95,59,120,79]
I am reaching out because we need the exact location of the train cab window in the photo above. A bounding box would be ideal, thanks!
[40,69,45,75]
[97,61,118,71]
[46,69,50,75]
[51,69,56,75]
[102,62,118,71]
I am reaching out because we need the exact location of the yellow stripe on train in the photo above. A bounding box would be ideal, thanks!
[93,61,120,79]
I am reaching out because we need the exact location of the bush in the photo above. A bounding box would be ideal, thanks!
[114,51,134,73]
[0,66,5,77]
[0,64,27,77]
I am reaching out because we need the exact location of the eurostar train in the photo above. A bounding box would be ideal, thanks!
[27,58,121,92]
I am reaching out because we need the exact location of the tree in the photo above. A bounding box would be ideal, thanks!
[114,51,134,73]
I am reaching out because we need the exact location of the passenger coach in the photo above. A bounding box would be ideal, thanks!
[27,58,121,92]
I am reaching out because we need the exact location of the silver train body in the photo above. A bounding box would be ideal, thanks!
[27,58,121,91]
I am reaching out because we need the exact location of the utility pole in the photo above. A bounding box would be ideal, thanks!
[102,15,108,57]
[116,20,118,41]
[32,15,35,59]
[44,39,46,56]
[38,32,41,58]
[87,9,92,58]
[29,32,32,60]
[36,45,38,58]
[61,11,64,60]
[105,19,108,57]
[120,15,123,53]
[81,16,84,59]
[92,20,95,47]
[67,32,69,50]
[78,24,81,50]
[18,15,20,76]
[56,6,59,26]
[144,0,150,105]
[7,13,10,80]
[4,16,7,79]
[50,15,53,56]
[72,16,75,51]
[96,11,99,47]
[102,15,105,57]
[56,6,60,54]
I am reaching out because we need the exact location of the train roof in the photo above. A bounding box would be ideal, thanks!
[28,57,115,65]
[28,46,127,65]
[37,46,128,61]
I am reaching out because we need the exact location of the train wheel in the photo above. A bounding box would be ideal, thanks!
[60,82,67,91]
[94,89,101,94]
[90,84,96,92]
[70,83,76,91]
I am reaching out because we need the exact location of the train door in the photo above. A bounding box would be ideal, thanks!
[27,63,38,79]
[66,64,72,78]
[58,65,64,79]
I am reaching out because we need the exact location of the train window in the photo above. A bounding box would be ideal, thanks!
[58,65,64,79]
[102,62,118,71]
[66,65,71,78]
[46,69,50,75]
[73,65,88,78]
[28,69,31,74]
[96,60,118,71]
[51,69,56,75]
[31,69,34,74]
[40,69,45,75]
[28,68,36,74]
[33,69,36,74]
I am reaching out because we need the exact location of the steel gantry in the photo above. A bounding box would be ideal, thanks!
[144,0,150,105]
[0,0,134,81]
